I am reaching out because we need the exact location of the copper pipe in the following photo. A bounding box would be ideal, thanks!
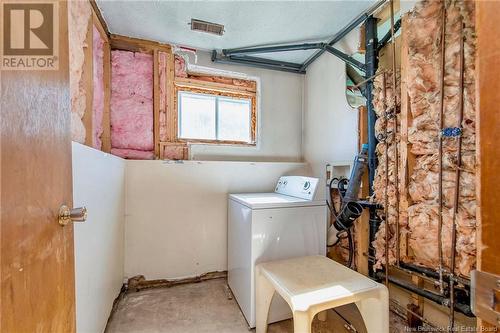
[437,1,447,295]
[448,20,465,331]
[389,0,401,266]
[352,70,386,89]
[382,72,390,286]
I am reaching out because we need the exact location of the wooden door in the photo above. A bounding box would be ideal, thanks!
[476,0,500,329]
[1,2,76,332]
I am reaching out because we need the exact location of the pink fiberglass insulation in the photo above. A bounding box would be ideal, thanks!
[111,50,154,157]
[68,0,92,143]
[92,24,104,150]
[174,55,187,77]
[111,148,154,160]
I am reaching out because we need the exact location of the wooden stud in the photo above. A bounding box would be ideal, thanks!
[399,14,425,323]
[89,8,112,153]
[399,15,411,260]
[174,77,257,95]
[89,0,109,37]
[407,275,424,328]
[187,73,257,91]
[476,1,500,328]
[110,34,171,54]
[159,142,189,161]
[165,52,176,142]
[356,105,370,276]
[374,0,401,25]
[91,11,107,41]
[153,49,160,158]
[82,16,94,148]
[101,39,112,153]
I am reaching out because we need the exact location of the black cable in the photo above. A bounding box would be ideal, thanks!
[347,228,354,268]
[328,177,355,268]
[328,177,340,216]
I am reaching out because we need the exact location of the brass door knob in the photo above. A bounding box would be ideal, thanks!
[58,205,87,226]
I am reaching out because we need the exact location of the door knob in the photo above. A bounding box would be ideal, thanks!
[58,205,87,226]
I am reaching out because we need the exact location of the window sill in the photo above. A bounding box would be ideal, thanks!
[178,139,257,147]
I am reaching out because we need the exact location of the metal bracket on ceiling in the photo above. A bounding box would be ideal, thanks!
[210,0,387,75]
[211,50,306,74]
[214,42,365,74]
[377,17,402,52]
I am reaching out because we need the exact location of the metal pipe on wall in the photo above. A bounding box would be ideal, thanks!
[364,16,379,275]
[437,0,447,296]
[374,272,474,317]
[448,20,465,331]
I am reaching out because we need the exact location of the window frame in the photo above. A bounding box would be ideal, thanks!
[174,83,257,146]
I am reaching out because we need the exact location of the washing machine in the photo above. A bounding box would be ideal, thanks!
[228,176,327,328]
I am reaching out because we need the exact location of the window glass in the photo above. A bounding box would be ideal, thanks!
[178,92,216,140]
[178,91,252,143]
[218,97,251,142]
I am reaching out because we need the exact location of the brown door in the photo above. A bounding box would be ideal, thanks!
[1,2,76,332]
[476,0,500,329]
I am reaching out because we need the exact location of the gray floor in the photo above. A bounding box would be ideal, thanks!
[105,278,404,333]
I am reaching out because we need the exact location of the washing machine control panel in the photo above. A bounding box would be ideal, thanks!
[274,176,319,200]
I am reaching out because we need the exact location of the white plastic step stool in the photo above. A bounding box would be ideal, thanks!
[255,255,389,333]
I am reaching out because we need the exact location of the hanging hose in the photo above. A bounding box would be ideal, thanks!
[326,145,368,268]
[346,228,354,268]
[327,177,357,268]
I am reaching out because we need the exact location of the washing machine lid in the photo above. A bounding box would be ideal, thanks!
[229,193,325,209]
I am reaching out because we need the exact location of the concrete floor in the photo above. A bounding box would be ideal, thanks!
[105,278,406,333]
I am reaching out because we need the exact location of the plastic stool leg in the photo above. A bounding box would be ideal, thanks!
[355,289,389,333]
[293,311,312,333]
[317,310,327,322]
[255,269,276,333]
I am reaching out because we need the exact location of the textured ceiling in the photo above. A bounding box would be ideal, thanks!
[96,0,378,64]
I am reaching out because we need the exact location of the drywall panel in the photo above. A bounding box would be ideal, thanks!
[186,51,304,162]
[124,160,310,279]
[72,142,125,333]
[303,52,359,180]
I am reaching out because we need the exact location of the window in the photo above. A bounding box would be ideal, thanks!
[177,91,255,144]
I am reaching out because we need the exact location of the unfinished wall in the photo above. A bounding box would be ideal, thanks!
[124,160,309,279]
[372,0,477,277]
[186,51,304,162]
[110,50,154,159]
[68,0,92,143]
[72,143,125,333]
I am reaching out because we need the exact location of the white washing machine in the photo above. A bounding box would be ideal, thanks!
[228,176,327,328]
